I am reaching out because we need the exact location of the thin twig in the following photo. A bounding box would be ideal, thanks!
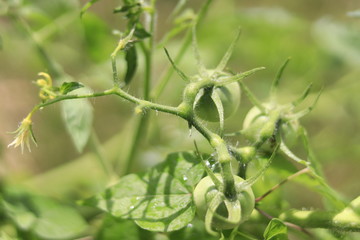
[255,207,312,236]
[256,168,310,202]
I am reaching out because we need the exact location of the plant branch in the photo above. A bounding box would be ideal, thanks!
[279,206,360,232]
[190,117,236,199]
[256,168,310,202]
[256,207,312,236]
[119,0,157,175]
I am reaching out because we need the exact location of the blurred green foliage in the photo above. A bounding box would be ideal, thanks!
[0,0,360,239]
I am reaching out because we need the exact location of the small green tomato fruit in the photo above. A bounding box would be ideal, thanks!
[243,105,300,147]
[194,82,240,122]
[193,174,255,229]
[242,115,269,143]
[281,120,300,147]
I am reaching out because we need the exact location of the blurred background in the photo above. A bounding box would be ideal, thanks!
[0,0,360,225]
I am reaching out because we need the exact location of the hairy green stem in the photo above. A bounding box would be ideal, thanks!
[256,168,310,202]
[190,117,236,199]
[30,87,183,119]
[115,1,157,175]
[280,207,360,232]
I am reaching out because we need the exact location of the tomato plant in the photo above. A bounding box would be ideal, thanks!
[1,0,360,240]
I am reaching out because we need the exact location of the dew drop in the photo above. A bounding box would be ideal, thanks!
[130,205,135,209]
[183,176,188,181]
[187,223,193,228]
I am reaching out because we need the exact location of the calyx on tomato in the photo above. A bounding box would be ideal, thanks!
[194,81,241,122]
[242,104,301,147]
[193,174,255,229]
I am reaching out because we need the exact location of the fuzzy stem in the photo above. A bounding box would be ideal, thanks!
[30,88,183,118]
[121,2,156,174]
[256,207,312,236]
[190,118,236,199]
[279,207,360,232]
[256,168,310,202]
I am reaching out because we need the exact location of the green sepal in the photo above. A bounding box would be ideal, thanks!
[59,82,84,95]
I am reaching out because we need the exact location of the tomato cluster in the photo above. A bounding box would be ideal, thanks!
[193,174,255,229]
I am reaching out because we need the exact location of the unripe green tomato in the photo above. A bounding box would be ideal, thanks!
[194,82,241,122]
[242,115,269,143]
[193,174,255,229]
[280,120,300,147]
[243,105,300,147]
[243,104,270,129]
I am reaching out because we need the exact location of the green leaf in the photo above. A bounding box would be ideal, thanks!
[263,218,288,240]
[0,232,18,240]
[1,190,87,240]
[59,82,84,95]
[124,45,137,85]
[80,0,101,17]
[154,152,205,190]
[61,88,93,153]
[83,151,205,232]
[134,25,151,39]
[1,201,36,230]
[84,172,194,232]
[96,215,152,240]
